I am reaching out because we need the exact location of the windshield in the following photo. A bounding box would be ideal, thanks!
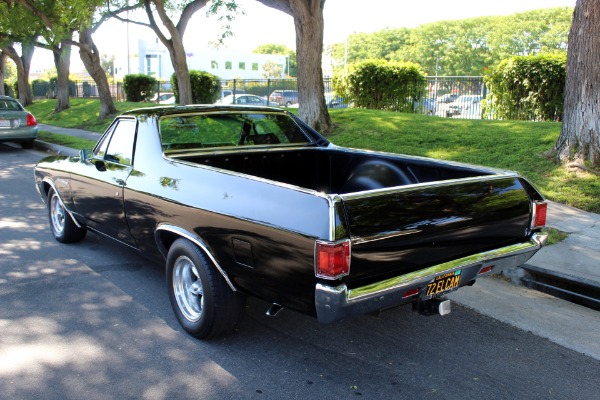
[159,112,312,153]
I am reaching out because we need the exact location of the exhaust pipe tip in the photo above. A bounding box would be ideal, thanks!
[413,298,451,316]
[266,303,284,317]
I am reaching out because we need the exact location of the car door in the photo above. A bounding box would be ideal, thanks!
[70,117,137,247]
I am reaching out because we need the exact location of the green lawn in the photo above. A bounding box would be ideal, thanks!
[27,98,150,133]
[26,99,600,213]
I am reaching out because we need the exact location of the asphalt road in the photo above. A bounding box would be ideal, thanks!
[1,144,599,400]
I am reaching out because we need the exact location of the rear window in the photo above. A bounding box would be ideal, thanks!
[159,112,311,153]
[0,99,23,111]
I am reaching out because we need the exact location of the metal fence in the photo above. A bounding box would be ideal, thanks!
[32,80,128,101]
[425,76,488,119]
[32,76,490,119]
[219,77,489,118]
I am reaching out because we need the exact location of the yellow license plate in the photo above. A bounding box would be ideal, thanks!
[425,270,462,297]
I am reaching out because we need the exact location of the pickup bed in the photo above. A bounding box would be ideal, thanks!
[34,105,548,339]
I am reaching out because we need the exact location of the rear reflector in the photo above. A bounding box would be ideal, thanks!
[531,201,547,229]
[479,265,494,275]
[315,240,350,279]
[402,288,421,298]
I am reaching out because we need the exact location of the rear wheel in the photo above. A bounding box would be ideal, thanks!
[166,238,245,339]
[21,140,34,149]
[47,188,87,243]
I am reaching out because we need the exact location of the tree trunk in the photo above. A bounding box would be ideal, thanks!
[166,36,193,105]
[255,0,331,133]
[144,0,197,105]
[556,0,600,166]
[78,27,117,119]
[291,0,331,133]
[0,51,5,96]
[53,40,71,113]
[4,43,34,106]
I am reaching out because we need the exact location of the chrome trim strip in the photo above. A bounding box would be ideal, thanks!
[326,195,337,241]
[155,224,237,292]
[41,177,83,229]
[314,232,547,323]
[85,225,139,250]
[338,173,520,201]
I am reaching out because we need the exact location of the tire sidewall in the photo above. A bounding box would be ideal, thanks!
[166,239,216,338]
[47,188,86,243]
[48,189,67,242]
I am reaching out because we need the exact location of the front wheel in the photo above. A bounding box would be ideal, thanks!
[166,238,245,339]
[47,188,87,243]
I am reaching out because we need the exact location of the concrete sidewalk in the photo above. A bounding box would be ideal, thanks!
[38,123,102,142]
[32,124,600,308]
[516,201,600,309]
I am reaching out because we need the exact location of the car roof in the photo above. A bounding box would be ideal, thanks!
[120,104,330,146]
[121,104,285,117]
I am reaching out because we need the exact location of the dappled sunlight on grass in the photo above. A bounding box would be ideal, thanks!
[330,108,599,213]
[424,148,470,161]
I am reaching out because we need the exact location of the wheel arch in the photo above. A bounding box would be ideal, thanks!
[42,178,83,229]
[155,224,238,292]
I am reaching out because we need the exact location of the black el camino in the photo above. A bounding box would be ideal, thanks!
[34,105,548,339]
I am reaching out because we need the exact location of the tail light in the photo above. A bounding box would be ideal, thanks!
[531,201,547,229]
[315,239,350,279]
[27,113,37,126]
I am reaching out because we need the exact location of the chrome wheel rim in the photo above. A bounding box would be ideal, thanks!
[173,255,203,322]
[50,194,65,236]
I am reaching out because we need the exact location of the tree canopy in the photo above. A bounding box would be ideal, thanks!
[328,7,573,76]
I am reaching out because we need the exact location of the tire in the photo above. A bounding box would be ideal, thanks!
[47,188,87,243]
[21,140,34,149]
[166,238,245,339]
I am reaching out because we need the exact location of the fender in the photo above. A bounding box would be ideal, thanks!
[155,223,238,292]
[41,177,84,229]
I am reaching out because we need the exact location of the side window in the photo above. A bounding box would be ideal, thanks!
[104,119,137,166]
[94,127,112,159]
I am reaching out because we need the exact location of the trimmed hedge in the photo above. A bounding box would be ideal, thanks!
[484,53,566,122]
[334,59,427,112]
[171,70,221,104]
[123,74,157,102]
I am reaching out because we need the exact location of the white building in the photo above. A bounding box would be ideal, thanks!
[114,39,288,81]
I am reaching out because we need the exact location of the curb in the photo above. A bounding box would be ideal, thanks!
[33,139,78,156]
[519,264,600,311]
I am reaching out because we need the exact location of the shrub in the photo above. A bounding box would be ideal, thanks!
[3,83,14,97]
[171,70,221,104]
[123,74,157,102]
[484,53,566,122]
[334,59,427,112]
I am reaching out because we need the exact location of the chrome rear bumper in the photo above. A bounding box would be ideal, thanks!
[315,232,547,323]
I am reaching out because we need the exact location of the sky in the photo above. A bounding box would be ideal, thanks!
[30,0,576,74]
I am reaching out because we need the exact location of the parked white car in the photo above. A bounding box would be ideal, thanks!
[446,95,482,118]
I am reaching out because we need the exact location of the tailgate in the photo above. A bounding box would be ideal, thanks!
[340,176,532,287]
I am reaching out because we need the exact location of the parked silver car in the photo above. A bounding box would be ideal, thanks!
[0,96,38,149]
[217,94,273,106]
[446,95,482,118]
